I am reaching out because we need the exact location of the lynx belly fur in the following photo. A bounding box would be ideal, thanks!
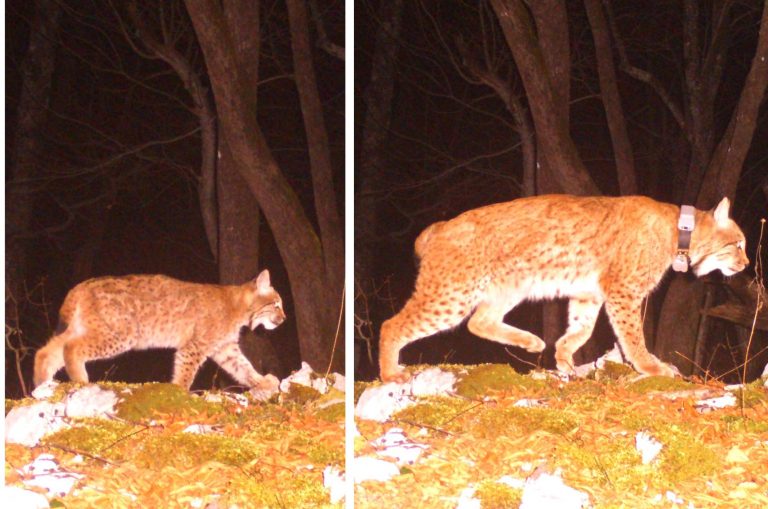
[379,195,749,383]
[34,270,285,391]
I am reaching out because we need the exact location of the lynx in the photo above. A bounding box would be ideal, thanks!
[33,270,285,392]
[379,195,749,383]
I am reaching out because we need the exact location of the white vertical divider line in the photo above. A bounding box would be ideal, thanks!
[344,0,355,506]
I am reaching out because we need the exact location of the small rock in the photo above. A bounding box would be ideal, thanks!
[31,380,58,400]
[725,446,749,463]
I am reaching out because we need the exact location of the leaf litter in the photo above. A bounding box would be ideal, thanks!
[355,363,768,508]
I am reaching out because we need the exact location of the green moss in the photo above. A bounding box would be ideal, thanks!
[653,425,719,483]
[115,383,222,422]
[474,480,523,508]
[136,433,260,469]
[626,376,695,394]
[393,397,480,429]
[733,380,768,408]
[721,415,768,433]
[456,364,546,398]
[596,361,636,380]
[284,383,323,405]
[297,433,343,465]
[42,418,137,460]
[475,407,578,438]
[315,402,345,423]
[225,473,331,508]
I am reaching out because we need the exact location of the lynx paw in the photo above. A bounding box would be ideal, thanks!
[555,354,575,374]
[639,361,680,378]
[249,374,280,401]
[525,337,546,354]
[380,366,412,384]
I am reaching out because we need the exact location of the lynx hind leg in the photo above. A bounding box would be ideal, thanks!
[172,344,209,389]
[554,296,603,373]
[34,334,71,387]
[380,292,471,383]
[467,299,546,353]
[604,297,679,377]
[63,332,132,384]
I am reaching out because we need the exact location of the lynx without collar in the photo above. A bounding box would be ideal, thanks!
[34,270,285,391]
[379,195,748,383]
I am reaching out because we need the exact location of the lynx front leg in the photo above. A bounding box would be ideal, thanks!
[172,344,208,389]
[604,297,679,377]
[467,301,546,353]
[211,343,279,399]
[555,296,603,373]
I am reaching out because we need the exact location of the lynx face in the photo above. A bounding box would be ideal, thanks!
[690,200,749,276]
[248,271,286,330]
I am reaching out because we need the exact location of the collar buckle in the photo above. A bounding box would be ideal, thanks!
[672,205,696,272]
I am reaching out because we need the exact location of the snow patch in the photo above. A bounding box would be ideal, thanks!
[64,385,119,418]
[355,368,457,422]
[372,427,428,465]
[353,456,400,483]
[635,431,663,464]
[323,466,346,504]
[520,470,589,509]
[2,486,50,509]
[278,361,345,395]
[19,454,84,498]
[5,401,67,447]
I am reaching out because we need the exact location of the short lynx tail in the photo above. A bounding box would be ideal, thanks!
[33,334,68,387]
[414,221,445,260]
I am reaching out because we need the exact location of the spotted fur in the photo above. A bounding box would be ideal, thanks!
[379,195,748,383]
[34,270,285,390]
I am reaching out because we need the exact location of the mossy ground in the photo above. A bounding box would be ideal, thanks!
[5,383,344,508]
[355,363,768,508]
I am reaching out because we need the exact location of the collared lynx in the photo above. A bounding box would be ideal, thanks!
[380,195,749,383]
[34,270,285,392]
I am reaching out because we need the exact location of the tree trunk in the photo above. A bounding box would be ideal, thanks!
[185,0,342,372]
[584,0,637,195]
[654,1,768,374]
[286,0,344,301]
[491,0,599,196]
[6,0,62,329]
[356,0,403,373]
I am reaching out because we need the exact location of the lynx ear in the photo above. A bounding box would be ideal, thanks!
[255,269,271,293]
[712,197,730,227]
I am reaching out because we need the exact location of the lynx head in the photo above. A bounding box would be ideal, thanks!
[690,198,749,277]
[245,270,286,330]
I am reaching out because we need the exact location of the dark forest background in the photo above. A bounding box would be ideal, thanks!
[6,0,345,399]
[355,0,768,382]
